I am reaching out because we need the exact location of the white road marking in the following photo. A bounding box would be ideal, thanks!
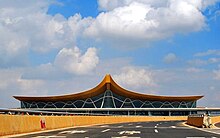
[102,129,111,133]
[171,126,176,128]
[112,136,141,138]
[135,125,142,128]
[128,123,133,126]
[156,124,159,126]
[58,131,71,134]
[154,129,158,133]
[119,131,125,135]
[100,125,109,128]
[118,131,141,135]
[155,126,157,128]
[186,137,206,138]
[117,125,123,128]
[186,137,217,138]
[70,130,87,134]
[32,136,66,138]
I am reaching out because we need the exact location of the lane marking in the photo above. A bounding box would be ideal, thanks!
[70,130,87,134]
[128,123,133,126]
[118,131,141,135]
[154,129,158,133]
[135,125,142,128]
[117,125,123,128]
[186,137,217,138]
[102,129,111,133]
[111,136,141,138]
[155,126,157,128]
[32,136,66,138]
[100,125,109,128]
[58,131,71,134]
[186,137,206,138]
[171,126,176,128]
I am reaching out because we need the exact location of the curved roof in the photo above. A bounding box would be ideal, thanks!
[13,74,203,102]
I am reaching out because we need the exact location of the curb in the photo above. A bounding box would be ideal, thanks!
[182,122,220,135]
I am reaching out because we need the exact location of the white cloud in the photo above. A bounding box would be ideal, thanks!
[54,47,99,75]
[113,67,156,90]
[163,53,177,64]
[194,49,220,57]
[213,68,220,80]
[85,0,206,47]
[187,58,220,67]
[208,58,220,63]
[0,68,48,107]
[186,67,204,73]
[188,59,207,66]
[98,0,217,11]
[0,1,92,67]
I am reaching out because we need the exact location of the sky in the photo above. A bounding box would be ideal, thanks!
[0,0,220,108]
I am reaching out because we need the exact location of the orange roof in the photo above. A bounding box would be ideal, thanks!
[13,74,203,102]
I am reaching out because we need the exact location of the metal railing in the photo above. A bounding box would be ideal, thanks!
[0,108,111,116]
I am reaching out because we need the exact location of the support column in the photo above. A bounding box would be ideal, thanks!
[148,111,152,116]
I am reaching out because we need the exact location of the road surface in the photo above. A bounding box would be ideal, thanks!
[13,121,220,138]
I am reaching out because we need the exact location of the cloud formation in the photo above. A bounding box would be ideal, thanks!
[98,0,218,11]
[0,0,92,67]
[213,70,220,80]
[163,53,177,64]
[0,0,220,108]
[54,47,99,75]
[85,0,209,46]
[113,67,156,90]
[194,49,220,57]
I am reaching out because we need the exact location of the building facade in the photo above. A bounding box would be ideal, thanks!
[14,74,203,116]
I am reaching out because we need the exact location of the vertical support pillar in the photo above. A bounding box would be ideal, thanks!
[169,111,171,116]
[148,111,152,116]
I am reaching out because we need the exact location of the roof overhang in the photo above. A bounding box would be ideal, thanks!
[13,74,203,102]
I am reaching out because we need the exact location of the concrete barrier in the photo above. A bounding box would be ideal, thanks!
[0,114,187,136]
[187,115,204,127]
[187,115,220,128]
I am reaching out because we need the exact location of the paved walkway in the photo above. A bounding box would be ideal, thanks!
[183,122,220,135]
[198,122,220,135]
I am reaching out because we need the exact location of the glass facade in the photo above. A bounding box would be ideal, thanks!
[21,90,196,109]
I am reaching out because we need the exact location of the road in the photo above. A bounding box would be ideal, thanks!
[13,121,220,138]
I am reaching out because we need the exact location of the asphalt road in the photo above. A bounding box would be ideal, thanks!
[13,121,220,138]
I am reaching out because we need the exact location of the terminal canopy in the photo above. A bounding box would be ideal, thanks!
[14,74,203,102]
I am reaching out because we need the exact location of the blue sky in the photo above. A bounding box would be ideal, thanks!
[0,0,220,108]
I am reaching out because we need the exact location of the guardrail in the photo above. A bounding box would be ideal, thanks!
[0,108,111,116]
[187,114,212,128]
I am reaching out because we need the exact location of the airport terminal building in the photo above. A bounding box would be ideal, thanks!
[14,74,203,116]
